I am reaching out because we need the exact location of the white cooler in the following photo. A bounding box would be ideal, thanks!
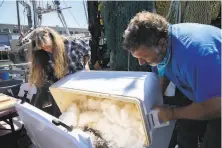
[15,71,175,148]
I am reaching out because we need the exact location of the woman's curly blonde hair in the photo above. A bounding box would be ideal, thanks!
[28,27,68,87]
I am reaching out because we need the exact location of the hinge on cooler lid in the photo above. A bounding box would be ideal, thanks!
[21,90,30,104]
[52,119,73,132]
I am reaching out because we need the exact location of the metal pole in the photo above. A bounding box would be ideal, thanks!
[59,12,70,36]
[32,0,37,28]
[18,0,33,29]
[16,0,21,34]
[82,0,88,23]
[54,0,70,36]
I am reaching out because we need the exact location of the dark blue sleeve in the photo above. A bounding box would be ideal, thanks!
[187,44,221,103]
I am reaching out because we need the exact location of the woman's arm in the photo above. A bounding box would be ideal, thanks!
[84,56,90,71]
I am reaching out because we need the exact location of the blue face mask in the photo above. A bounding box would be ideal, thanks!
[157,49,171,77]
[157,45,172,76]
[157,63,167,77]
[151,52,169,77]
[156,25,172,77]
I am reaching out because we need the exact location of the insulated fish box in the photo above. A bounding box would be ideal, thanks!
[48,71,175,148]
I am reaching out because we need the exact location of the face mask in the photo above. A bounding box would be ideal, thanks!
[156,24,172,77]
[157,63,167,77]
[156,47,171,77]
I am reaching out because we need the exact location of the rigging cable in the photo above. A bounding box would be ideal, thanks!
[82,0,88,24]
[62,0,81,28]
[0,0,4,7]
[23,7,26,30]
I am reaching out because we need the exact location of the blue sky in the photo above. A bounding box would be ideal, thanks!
[0,0,88,28]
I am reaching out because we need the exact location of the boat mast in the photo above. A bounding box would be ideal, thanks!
[16,0,21,35]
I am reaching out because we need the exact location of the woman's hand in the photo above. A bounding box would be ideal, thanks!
[84,56,90,71]
[85,62,90,71]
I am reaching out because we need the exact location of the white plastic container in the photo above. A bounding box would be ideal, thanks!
[16,71,175,148]
[16,101,92,148]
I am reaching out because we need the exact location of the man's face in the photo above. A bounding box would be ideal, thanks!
[131,45,165,66]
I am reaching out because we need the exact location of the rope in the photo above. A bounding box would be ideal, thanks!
[174,1,179,23]
[152,1,157,13]
[175,1,181,24]
[166,1,174,20]
[166,1,182,24]
[178,2,181,23]
[182,1,190,23]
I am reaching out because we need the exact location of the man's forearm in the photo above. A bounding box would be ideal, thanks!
[160,75,170,94]
[172,97,221,120]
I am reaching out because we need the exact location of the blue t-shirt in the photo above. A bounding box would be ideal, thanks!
[163,23,221,103]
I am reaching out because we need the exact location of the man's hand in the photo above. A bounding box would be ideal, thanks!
[153,106,175,123]
[153,97,221,121]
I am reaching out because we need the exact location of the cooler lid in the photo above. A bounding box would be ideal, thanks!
[50,71,163,114]
[15,101,92,148]
[51,71,149,98]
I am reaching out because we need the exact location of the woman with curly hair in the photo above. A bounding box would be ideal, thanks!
[28,27,91,87]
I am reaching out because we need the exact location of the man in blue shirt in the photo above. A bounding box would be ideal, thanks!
[123,11,221,148]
